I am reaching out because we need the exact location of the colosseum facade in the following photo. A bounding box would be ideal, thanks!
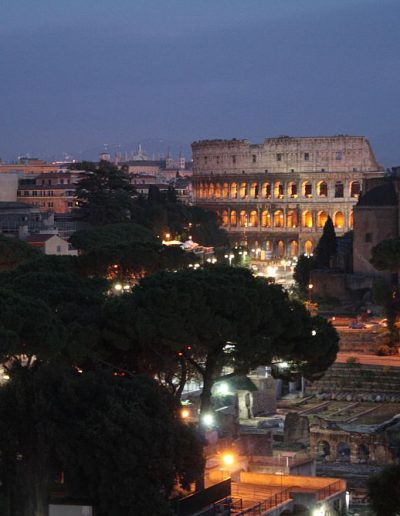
[192,136,383,258]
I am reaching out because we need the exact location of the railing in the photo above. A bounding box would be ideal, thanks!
[316,480,343,501]
[236,488,291,515]
[213,496,243,513]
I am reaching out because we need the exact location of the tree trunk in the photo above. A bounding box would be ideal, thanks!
[199,352,219,416]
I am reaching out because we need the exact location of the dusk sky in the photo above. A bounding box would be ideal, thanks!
[1,0,399,165]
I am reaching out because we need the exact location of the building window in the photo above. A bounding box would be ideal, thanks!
[56,245,62,253]
[335,181,344,198]
[365,233,372,243]
[276,153,282,162]
[232,156,236,164]
[48,202,54,208]
[24,191,29,196]
[252,155,256,163]
[350,181,361,198]
[67,202,73,208]
[318,181,328,197]
[336,151,342,160]
[304,153,309,161]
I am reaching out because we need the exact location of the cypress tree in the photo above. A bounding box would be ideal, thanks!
[315,216,337,268]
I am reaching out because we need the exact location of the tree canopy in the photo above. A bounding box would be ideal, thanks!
[75,161,137,225]
[367,465,400,516]
[0,234,39,271]
[102,267,339,414]
[370,238,400,272]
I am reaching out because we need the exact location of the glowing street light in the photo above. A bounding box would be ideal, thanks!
[180,408,191,420]
[114,283,123,292]
[201,413,215,427]
[221,453,235,467]
[308,283,313,302]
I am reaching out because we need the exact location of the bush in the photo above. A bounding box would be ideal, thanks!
[377,345,393,356]
[346,356,360,365]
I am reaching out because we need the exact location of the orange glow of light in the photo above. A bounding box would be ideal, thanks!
[221,453,235,467]
[180,408,190,419]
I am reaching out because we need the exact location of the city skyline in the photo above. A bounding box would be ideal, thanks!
[1,0,400,165]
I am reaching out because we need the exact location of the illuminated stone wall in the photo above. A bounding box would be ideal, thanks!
[192,136,383,257]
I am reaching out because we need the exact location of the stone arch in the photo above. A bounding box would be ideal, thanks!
[261,182,271,198]
[222,182,229,198]
[350,180,361,198]
[334,211,345,229]
[302,181,312,198]
[287,210,298,228]
[265,240,272,252]
[250,182,258,199]
[317,181,328,197]
[261,210,271,228]
[317,440,331,459]
[349,210,354,229]
[304,240,313,255]
[277,240,285,257]
[290,240,298,257]
[231,182,238,199]
[198,183,204,198]
[337,442,351,462]
[240,182,247,199]
[274,209,284,228]
[302,210,313,228]
[230,210,237,227]
[215,183,222,199]
[335,181,344,198]
[317,211,328,228]
[249,210,258,227]
[222,210,229,227]
[287,181,297,197]
[239,210,247,227]
[208,183,214,198]
[274,181,284,198]
[357,443,369,463]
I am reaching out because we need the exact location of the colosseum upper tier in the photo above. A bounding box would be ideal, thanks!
[192,136,383,258]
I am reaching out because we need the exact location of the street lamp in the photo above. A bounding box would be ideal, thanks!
[308,283,313,302]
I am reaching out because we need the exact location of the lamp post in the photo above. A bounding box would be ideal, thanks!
[308,283,313,303]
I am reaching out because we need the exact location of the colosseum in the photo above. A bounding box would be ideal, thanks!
[192,136,383,258]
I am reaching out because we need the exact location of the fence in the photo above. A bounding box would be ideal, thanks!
[236,488,291,515]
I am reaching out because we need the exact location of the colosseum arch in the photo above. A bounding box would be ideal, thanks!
[335,181,344,198]
[304,240,313,255]
[274,181,284,198]
[222,210,229,226]
[208,183,214,198]
[334,211,345,229]
[287,210,298,228]
[198,183,204,199]
[317,440,331,459]
[249,210,258,227]
[230,210,237,226]
[302,210,313,228]
[317,211,328,228]
[277,240,285,257]
[290,240,298,257]
[357,443,369,463]
[239,210,248,227]
[215,183,222,199]
[261,182,271,198]
[302,181,312,198]
[261,210,271,227]
[222,182,229,198]
[337,442,351,463]
[350,180,361,198]
[318,181,328,197]
[250,182,258,199]
[287,181,298,198]
[231,182,238,199]
[240,182,247,199]
[274,209,284,228]
[349,211,354,229]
